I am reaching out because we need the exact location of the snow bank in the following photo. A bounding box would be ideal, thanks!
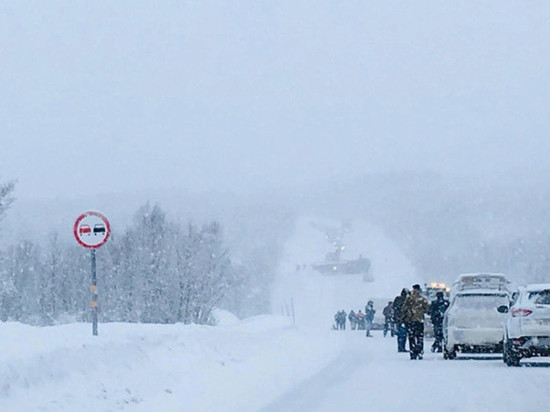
[0,317,341,411]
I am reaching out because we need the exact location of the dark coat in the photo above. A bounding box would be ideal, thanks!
[392,289,409,324]
[429,298,449,324]
[383,303,394,320]
[365,305,375,322]
[401,291,430,323]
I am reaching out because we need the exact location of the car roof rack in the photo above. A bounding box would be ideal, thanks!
[453,273,510,293]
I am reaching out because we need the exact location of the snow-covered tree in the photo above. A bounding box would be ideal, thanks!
[1,240,44,323]
[0,201,263,326]
[0,179,15,223]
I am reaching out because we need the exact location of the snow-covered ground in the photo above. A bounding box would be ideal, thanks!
[2,217,550,411]
[2,318,550,411]
[0,316,341,411]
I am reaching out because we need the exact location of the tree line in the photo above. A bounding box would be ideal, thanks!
[0,191,269,325]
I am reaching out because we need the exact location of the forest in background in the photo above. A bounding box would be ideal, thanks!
[2,171,550,326]
[0,179,288,325]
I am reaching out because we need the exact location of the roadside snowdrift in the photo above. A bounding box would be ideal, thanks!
[0,318,341,411]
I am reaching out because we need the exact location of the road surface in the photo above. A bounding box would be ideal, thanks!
[261,329,550,412]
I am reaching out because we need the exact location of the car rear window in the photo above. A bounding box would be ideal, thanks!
[527,290,550,305]
[454,293,509,310]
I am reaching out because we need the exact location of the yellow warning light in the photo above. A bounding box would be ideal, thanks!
[91,285,97,292]
[91,301,97,308]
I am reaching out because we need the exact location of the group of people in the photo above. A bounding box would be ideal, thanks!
[333,301,376,336]
[333,310,348,330]
[333,284,450,360]
[391,284,450,360]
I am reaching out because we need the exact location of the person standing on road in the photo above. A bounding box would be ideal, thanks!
[334,311,344,330]
[429,291,449,352]
[401,284,430,360]
[382,301,395,337]
[348,310,357,330]
[356,310,365,330]
[392,288,410,352]
[364,301,376,337]
[340,310,347,330]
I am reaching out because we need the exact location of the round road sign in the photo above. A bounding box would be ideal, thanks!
[73,211,111,249]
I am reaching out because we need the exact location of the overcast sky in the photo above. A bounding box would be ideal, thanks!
[1,1,549,200]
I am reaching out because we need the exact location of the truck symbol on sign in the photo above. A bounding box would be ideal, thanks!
[79,225,91,236]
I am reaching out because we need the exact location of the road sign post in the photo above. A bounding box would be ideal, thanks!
[73,211,111,336]
[91,249,98,336]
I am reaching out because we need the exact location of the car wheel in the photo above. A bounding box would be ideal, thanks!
[443,345,457,360]
[505,352,520,367]
[504,341,520,367]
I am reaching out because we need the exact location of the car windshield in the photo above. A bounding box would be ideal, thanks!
[453,293,509,310]
[527,290,550,305]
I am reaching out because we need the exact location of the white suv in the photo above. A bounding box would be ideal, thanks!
[500,284,550,366]
[443,289,510,359]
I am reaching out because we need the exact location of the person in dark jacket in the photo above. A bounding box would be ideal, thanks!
[429,291,449,352]
[401,284,430,360]
[339,310,347,330]
[392,288,410,352]
[334,311,345,330]
[364,301,376,337]
[382,301,395,337]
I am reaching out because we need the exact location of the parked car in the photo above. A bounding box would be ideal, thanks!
[443,289,510,359]
[499,284,550,366]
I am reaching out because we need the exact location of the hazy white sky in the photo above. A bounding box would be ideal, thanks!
[2,1,549,199]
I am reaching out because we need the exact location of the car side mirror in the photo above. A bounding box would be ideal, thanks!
[497,305,509,313]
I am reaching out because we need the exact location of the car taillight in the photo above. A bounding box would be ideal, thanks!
[511,308,532,317]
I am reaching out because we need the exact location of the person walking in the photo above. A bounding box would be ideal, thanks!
[364,301,376,337]
[429,291,449,352]
[339,309,347,330]
[356,310,365,330]
[401,284,430,360]
[348,310,357,330]
[382,301,395,337]
[392,288,410,352]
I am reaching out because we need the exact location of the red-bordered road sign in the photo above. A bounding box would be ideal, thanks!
[73,211,111,249]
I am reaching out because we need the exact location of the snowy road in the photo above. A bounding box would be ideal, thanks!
[262,330,550,412]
